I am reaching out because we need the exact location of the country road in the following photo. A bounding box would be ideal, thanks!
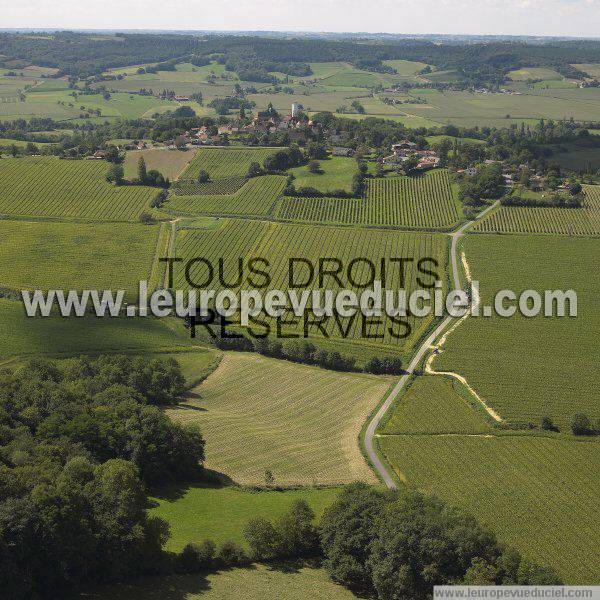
[364,201,499,489]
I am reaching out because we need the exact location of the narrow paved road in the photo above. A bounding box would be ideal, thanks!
[364,201,499,489]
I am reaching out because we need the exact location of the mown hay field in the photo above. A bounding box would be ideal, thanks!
[180,147,283,180]
[288,156,358,193]
[166,352,391,485]
[173,219,448,356]
[474,185,600,235]
[123,147,197,180]
[166,175,286,217]
[380,434,600,583]
[0,220,162,299]
[0,157,158,221]
[433,234,599,429]
[275,170,461,230]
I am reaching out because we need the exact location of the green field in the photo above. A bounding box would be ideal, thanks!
[0,220,163,298]
[474,185,600,235]
[381,376,491,435]
[573,63,600,78]
[166,352,390,485]
[288,156,357,193]
[276,170,461,230]
[0,157,158,221]
[434,234,599,428]
[180,147,283,180]
[507,67,563,81]
[123,147,197,180]
[173,219,448,356]
[165,175,286,217]
[380,434,600,583]
[150,484,342,551]
[549,146,600,173]
[382,59,430,76]
[85,565,357,600]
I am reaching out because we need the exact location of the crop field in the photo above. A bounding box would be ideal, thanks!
[150,484,341,550]
[0,298,196,362]
[433,234,599,429]
[381,376,491,435]
[507,67,563,81]
[87,565,357,600]
[276,170,461,230]
[474,185,600,235]
[248,90,367,114]
[123,147,197,180]
[165,175,286,217]
[0,157,158,220]
[380,434,600,583]
[166,353,390,485]
[0,220,160,298]
[173,219,448,356]
[180,147,283,180]
[572,63,600,78]
[382,59,430,75]
[288,156,357,193]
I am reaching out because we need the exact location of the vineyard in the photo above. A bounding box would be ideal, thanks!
[167,352,390,485]
[165,175,286,217]
[275,170,461,230]
[473,184,600,235]
[0,157,158,221]
[171,176,246,195]
[173,218,448,357]
[0,220,160,299]
[180,147,283,180]
[380,434,600,583]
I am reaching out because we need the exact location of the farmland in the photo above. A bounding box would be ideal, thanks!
[180,147,283,180]
[507,67,563,81]
[0,157,158,221]
[173,219,448,357]
[288,156,357,193]
[0,220,161,298]
[276,170,462,230]
[123,147,197,180]
[150,484,342,551]
[165,175,286,217]
[433,234,599,429]
[473,185,600,235]
[166,352,391,485]
[380,434,600,583]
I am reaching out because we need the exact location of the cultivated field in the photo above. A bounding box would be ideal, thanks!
[0,220,161,298]
[288,156,357,193]
[180,147,283,180]
[0,157,158,220]
[473,185,600,235]
[507,67,563,81]
[433,234,599,428]
[166,353,391,485]
[123,147,197,180]
[166,175,286,217]
[380,434,600,583]
[173,219,448,356]
[275,170,461,230]
[150,485,341,551]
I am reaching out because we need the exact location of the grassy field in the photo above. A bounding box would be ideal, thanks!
[123,148,197,180]
[0,299,198,362]
[381,376,491,435]
[276,170,462,230]
[507,67,563,81]
[0,157,158,221]
[288,156,357,193]
[380,434,600,583]
[173,219,448,357]
[474,185,600,235]
[150,484,342,550]
[382,59,430,75]
[165,175,286,217]
[572,63,600,78]
[0,220,162,298]
[549,146,600,173]
[84,565,357,600]
[166,353,390,485]
[180,147,283,180]
[433,234,599,429]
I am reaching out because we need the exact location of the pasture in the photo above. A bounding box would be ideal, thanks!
[0,157,159,221]
[150,484,341,550]
[166,353,390,485]
[380,434,600,583]
[276,170,462,230]
[180,147,283,180]
[433,234,599,428]
[288,156,357,193]
[173,219,448,356]
[166,175,286,217]
[0,220,161,299]
[507,67,563,81]
[123,147,197,180]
